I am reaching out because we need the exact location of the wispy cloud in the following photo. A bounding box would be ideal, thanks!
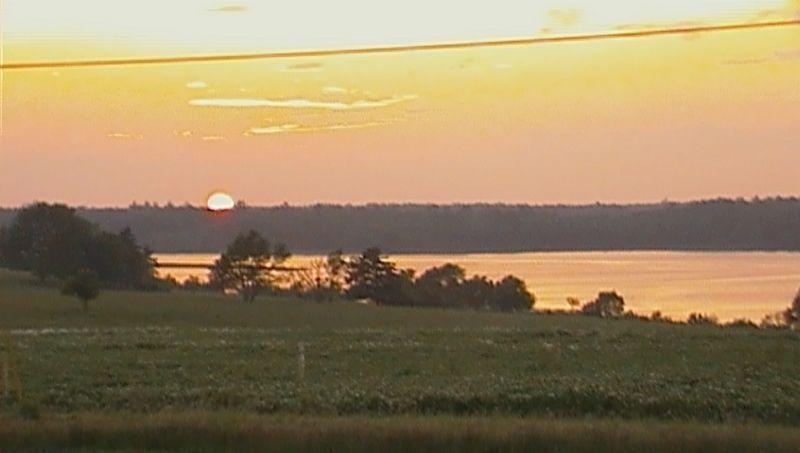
[246,119,403,136]
[208,4,248,13]
[322,86,348,94]
[722,48,800,65]
[107,132,143,140]
[281,62,323,73]
[190,95,418,110]
[246,124,302,135]
[186,81,208,89]
[547,9,581,28]
[201,135,226,142]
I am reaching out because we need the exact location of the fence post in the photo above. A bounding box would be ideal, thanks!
[297,342,306,384]
[2,333,9,400]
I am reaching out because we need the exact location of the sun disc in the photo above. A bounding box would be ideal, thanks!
[206,191,235,211]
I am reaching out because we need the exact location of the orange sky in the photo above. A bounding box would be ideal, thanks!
[1,1,799,207]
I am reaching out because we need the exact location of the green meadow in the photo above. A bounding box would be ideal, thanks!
[2,269,800,451]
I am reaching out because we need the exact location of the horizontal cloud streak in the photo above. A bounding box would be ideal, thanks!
[246,119,402,136]
[107,132,143,140]
[190,95,417,110]
[281,62,323,72]
[208,5,248,12]
[185,80,208,89]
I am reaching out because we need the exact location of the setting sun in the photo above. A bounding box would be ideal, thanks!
[206,191,235,211]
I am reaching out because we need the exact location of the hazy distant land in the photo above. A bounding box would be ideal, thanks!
[2,198,797,253]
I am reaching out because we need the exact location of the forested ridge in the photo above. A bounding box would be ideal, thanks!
[1,197,799,253]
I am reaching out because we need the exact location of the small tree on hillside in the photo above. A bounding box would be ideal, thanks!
[209,230,291,301]
[784,288,800,328]
[567,297,581,311]
[61,269,100,312]
[581,291,625,318]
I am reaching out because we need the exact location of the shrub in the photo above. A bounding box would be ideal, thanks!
[61,270,100,312]
[686,313,719,326]
[725,318,758,329]
[581,292,625,318]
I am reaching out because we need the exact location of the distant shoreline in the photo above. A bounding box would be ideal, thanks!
[2,197,799,254]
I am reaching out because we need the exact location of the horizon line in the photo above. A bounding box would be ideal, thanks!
[2,19,800,70]
[1,195,799,210]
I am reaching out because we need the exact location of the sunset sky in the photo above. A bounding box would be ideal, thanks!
[1,0,799,207]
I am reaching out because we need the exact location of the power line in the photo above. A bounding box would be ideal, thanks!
[1,19,799,70]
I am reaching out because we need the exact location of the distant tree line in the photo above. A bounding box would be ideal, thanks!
[2,197,798,253]
[1,203,798,326]
[0,203,159,291]
[208,231,536,312]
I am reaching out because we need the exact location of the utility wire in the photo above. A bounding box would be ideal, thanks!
[1,19,799,70]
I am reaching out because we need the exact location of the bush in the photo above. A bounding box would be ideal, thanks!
[725,318,758,329]
[61,270,100,312]
[686,313,719,326]
[581,292,625,318]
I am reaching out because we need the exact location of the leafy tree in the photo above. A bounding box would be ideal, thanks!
[489,275,536,312]
[581,291,626,318]
[0,203,94,281]
[0,203,157,289]
[459,275,496,310]
[345,248,414,305]
[567,297,581,311]
[86,228,158,289]
[414,264,466,308]
[209,230,290,301]
[61,269,100,312]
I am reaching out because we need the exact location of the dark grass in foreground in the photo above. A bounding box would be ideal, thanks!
[2,269,800,424]
[2,413,800,453]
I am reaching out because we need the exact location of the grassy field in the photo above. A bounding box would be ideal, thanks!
[2,268,800,450]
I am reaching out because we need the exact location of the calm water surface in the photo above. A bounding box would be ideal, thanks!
[154,252,800,322]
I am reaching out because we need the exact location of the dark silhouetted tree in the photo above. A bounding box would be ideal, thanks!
[687,313,719,326]
[0,203,156,289]
[458,276,496,310]
[61,269,100,312]
[581,291,626,318]
[290,250,347,301]
[345,248,414,305]
[0,203,94,281]
[567,297,581,311]
[489,275,536,312]
[209,230,290,301]
[181,275,205,292]
[414,264,466,308]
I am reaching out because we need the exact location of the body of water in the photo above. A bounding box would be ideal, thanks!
[153,251,800,322]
